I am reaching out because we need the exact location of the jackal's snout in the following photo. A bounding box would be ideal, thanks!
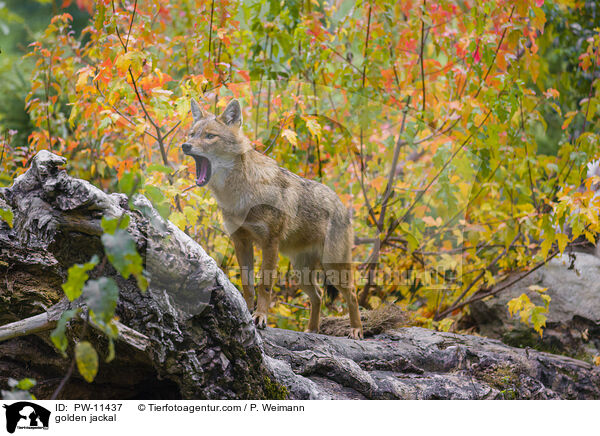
[182,143,192,153]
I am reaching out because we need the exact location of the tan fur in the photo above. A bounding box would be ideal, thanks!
[183,99,363,339]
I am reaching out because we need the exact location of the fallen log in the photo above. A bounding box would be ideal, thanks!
[0,150,598,399]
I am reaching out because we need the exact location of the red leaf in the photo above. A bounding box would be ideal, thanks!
[238,70,250,82]
[473,46,481,63]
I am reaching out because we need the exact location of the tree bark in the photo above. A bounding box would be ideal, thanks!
[0,150,598,399]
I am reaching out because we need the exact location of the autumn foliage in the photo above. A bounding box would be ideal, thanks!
[2,0,600,333]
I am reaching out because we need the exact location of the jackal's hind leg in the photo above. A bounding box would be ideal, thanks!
[325,263,363,339]
[300,283,323,333]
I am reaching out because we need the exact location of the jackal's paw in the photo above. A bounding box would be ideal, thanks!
[348,327,364,340]
[253,312,268,329]
[304,328,318,334]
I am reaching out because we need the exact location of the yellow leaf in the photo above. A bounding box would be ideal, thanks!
[305,118,322,139]
[561,111,576,130]
[540,293,551,308]
[556,233,569,254]
[437,318,454,332]
[422,216,443,226]
[507,293,527,317]
[169,211,186,229]
[274,303,292,317]
[115,51,142,75]
[104,155,118,168]
[282,129,298,146]
[531,307,548,337]
[528,285,548,293]
[114,52,133,74]
[76,67,93,92]
[540,237,553,260]
[75,341,99,383]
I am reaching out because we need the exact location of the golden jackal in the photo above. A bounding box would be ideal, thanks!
[182,99,363,339]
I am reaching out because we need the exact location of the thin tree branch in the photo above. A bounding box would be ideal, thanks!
[436,249,561,319]
[377,97,411,230]
[434,231,520,320]
[128,67,169,165]
[124,0,138,51]
[419,0,427,112]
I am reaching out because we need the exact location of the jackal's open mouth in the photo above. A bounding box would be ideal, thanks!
[193,156,212,186]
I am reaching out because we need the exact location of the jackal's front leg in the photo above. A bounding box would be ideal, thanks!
[254,241,279,329]
[232,233,255,311]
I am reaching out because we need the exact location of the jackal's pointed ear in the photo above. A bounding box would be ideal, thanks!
[218,99,242,127]
[190,98,208,123]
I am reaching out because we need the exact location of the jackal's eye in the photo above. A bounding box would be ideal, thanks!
[205,133,216,140]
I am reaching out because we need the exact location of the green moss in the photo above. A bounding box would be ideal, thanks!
[262,375,289,400]
[477,363,522,399]
[502,328,596,363]
[502,328,562,354]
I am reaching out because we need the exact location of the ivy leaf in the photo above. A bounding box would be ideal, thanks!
[82,277,119,325]
[75,341,99,383]
[62,255,99,301]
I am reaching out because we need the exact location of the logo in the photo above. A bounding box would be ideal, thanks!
[2,402,50,434]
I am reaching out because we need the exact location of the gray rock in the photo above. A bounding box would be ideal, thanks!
[262,327,600,399]
[470,253,600,358]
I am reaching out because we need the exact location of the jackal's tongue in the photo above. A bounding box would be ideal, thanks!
[195,156,211,186]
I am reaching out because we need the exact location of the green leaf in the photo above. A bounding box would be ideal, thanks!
[50,309,78,356]
[118,171,142,197]
[101,214,130,235]
[15,378,36,390]
[82,277,119,324]
[106,338,115,363]
[0,207,13,228]
[147,163,173,174]
[101,229,144,282]
[62,255,99,301]
[75,341,99,383]
[530,307,548,337]
[143,185,170,219]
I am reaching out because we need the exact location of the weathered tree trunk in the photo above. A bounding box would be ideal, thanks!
[0,151,599,399]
